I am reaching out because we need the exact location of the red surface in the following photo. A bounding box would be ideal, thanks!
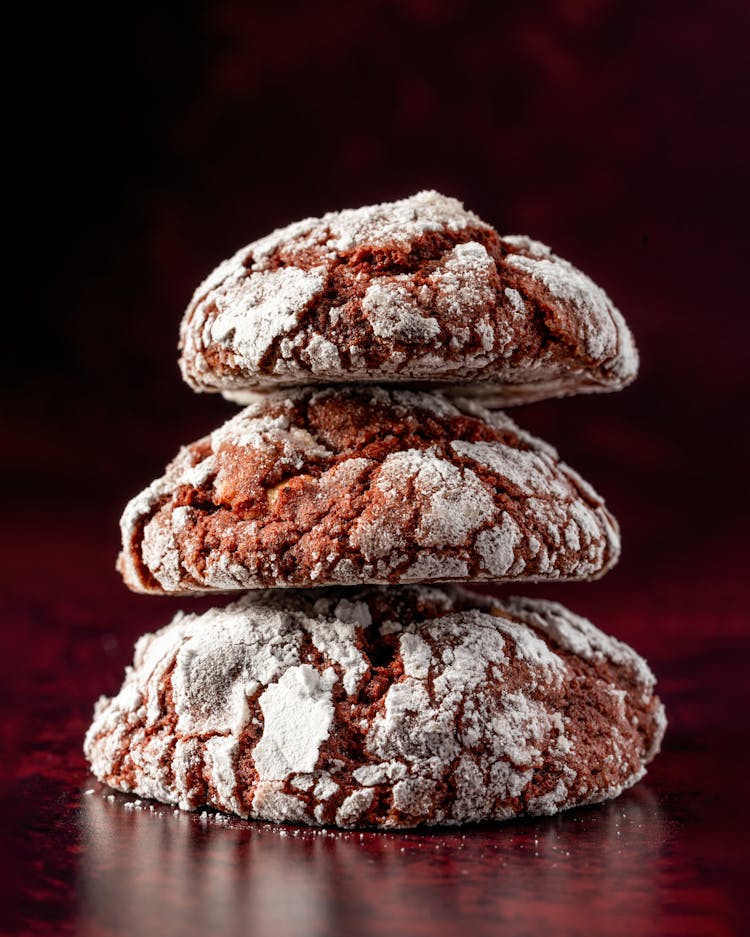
[4,2,749,934]
[4,505,748,936]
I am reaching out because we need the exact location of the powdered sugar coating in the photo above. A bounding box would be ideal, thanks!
[84,585,665,828]
[117,387,620,594]
[179,191,638,406]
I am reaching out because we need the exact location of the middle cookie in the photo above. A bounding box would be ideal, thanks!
[119,387,620,594]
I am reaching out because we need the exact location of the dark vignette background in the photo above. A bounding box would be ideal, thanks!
[3,1,749,933]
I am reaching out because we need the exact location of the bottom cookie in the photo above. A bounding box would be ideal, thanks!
[84,586,665,829]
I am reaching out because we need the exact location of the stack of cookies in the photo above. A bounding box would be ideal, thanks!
[85,192,665,829]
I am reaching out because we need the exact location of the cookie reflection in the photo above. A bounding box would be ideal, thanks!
[79,784,664,937]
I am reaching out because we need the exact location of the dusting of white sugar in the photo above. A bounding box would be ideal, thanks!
[179,191,638,404]
[84,586,665,828]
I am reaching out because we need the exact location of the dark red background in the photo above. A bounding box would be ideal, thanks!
[4,2,749,935]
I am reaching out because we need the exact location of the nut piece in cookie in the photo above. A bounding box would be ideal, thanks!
[179,190,638,405]
[117,387,621,594]
[84,585,666,829]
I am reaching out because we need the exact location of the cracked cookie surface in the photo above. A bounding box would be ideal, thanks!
[179,191,638,406]
[84,585,665,828]
[118,387,620,594]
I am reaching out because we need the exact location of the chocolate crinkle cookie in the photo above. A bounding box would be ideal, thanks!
[84,585,666,829]
[179,191,638,406]
[118,387,620,594]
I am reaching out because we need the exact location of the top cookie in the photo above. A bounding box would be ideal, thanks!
[179,191,637,405]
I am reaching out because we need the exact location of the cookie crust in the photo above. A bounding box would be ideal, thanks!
[84,585,665,829]
[178,191,637,405]
[118,388,620,594]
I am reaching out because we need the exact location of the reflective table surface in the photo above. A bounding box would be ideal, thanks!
[5,506,748,936]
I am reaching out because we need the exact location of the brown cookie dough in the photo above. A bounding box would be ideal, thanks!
[118,387,620,594]
[178,191,638,406]
[84,585,665,829]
